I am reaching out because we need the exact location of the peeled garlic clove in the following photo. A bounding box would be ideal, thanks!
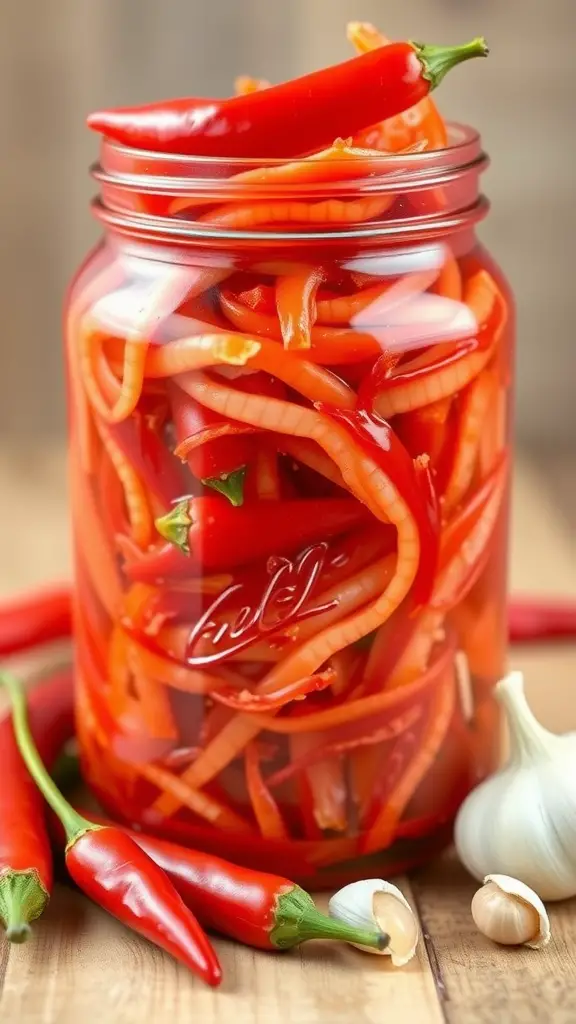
[471,874,551,949]
[328,879,419,966]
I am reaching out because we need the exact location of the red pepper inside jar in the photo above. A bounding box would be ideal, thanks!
[66,24,512,886]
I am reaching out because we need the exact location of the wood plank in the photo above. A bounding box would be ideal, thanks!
[412,853,576,1024]
[0,884,444,1024]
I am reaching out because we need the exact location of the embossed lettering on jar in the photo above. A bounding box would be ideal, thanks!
[67,124,514,887]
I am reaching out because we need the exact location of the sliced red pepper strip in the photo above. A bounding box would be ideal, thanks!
[169,380,256,506]
[434,454,508,609]
[245,743,289,840]
[394,397,452,463]
[317,406,439,605]
[210,669,335,713]
[154,496,372,569]
[293,743,348,833]
[266,703,422,789]
[362,653,456,852]
[119,536,192,583]
[219,288,382,366]
[88,39,487,158]
[106,411,186,510]
[275,267,326,350]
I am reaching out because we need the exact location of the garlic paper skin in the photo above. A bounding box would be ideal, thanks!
[471,875,550,948]
[455,670,576,900]
[328,880,419,966]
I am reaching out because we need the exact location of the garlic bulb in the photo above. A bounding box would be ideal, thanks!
[328,879,419,966]
[455,670,576,900]
[471,875,550,948]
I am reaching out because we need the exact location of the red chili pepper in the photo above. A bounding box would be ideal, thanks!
[434,455,508,611]
[1,672,222,986]
[59,809,388,952]
[0,668,74,942]
[508,598,576,644]
[0,585,72,658]
[107,411,186,509]
[87,39,487,158]
[394,398,452,465]
[154,495,372,570]
[318,406,439,604]
[169,380,255,506]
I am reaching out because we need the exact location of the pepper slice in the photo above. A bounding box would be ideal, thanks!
[169,380,255,506]
[318,406,439,605]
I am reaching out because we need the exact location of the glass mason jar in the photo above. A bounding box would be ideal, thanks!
[66,127,513,887]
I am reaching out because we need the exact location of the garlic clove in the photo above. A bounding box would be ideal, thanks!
[455,670,576,901]
[328,879,419,966]
[471,874,551,949]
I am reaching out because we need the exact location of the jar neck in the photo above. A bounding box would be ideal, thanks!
[92,123,488,261]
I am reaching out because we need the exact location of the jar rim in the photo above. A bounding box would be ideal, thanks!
[98,122,480,172]
[92,122,488,249]
[94,123,485,199]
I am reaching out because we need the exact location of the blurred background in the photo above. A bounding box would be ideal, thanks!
[1,0,575,446]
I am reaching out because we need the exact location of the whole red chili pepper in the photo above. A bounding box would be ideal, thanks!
[318,405,439,604]
[87,39,487,158]
[0,668,74,942]
[0,585,71,658]
[508,598,576,644]
[154,495,371,570]
[1,672,221,986]
[169,380,255,506]
[58,810,388,953]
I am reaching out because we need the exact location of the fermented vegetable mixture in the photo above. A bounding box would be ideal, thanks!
[66,23,510,884]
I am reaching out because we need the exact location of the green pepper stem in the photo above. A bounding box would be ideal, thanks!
[0,673,97,846]
[270,886,389,950]
[0,869,49,943]
[203,466,246,507]
[413,37,489,90]
[155,500,192,554]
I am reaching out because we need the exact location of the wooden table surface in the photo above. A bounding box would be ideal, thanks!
[1,447,575,1024]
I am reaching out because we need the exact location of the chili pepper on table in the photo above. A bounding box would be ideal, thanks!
[169,380,255,506]
[1,672,222,986]
[0,668,74,942]
[154,495,372,568]
[88,39,487,158]
[0,585,72,658]
[56,809,388,952]
[508,598,576,644]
